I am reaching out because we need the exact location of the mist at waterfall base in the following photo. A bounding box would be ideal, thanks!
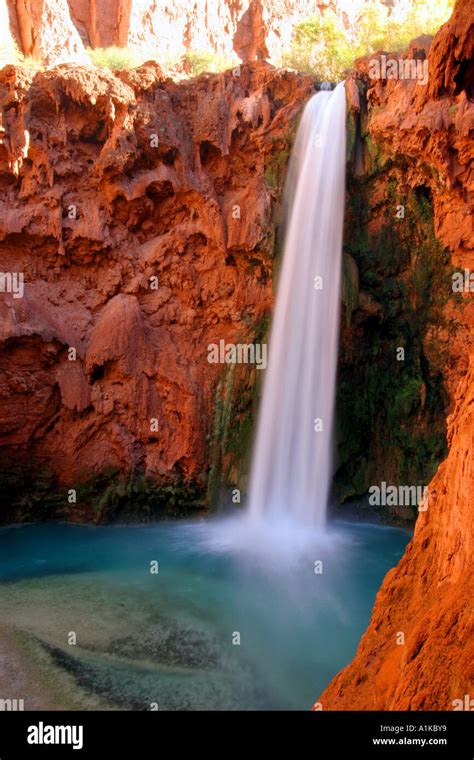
[0,87,409,711]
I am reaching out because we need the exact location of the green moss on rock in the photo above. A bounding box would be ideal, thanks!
[264,148,290,189]
[207,314,269,509]
[342,252,360,325]
[0,463,206,524]
[335,178,452,512]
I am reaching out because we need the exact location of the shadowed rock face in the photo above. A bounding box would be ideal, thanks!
[318,0,474,710]
[0,60,314,517]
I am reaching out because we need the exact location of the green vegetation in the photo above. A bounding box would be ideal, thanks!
[282,13,354,81]
[0,39,44,71]
[0,464,206,523]
[207,315,269,508]
[335,180,454,511]
[342,253,360,325]
[89,471,206,521]
[86,46,144,71]
[264,148,290,189]
[0,464,61,521]
[181,50,238,77]
[85,45,237,76]
[282,0,454,80]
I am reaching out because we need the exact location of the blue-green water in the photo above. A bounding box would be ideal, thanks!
[0,518,409,710]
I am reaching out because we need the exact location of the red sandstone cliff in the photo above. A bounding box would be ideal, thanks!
[318,0,474,709]
[3,0,89,64]
[0,60,313,517]
[1,0,414,68]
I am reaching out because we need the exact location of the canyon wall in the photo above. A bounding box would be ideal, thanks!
[3,0,89,64]
[333,4,472,512]
[0,59,314,520]
[0,0,471,714]
[319,0,473,708]
[1,0,414,66]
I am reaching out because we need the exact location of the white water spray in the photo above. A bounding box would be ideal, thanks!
[247,82,347,528]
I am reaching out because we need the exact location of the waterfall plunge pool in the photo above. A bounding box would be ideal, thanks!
[0,85,378,712]
[0,518,409,710]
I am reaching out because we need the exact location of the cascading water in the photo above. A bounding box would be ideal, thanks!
[248,82,347,528]
[0,88,412,714]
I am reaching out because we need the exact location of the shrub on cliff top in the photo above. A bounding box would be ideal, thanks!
[86,45,237,77]
[282,13,353,82]
[87,46,144,71]
[181,50,238,77]
[283,0,455,80]
[0,40,43,71]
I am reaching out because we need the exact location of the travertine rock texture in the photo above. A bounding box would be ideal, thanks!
[0,59,313,519]
[318,0,474,709]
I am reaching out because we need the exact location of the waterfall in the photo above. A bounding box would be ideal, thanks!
[248,82,346,527]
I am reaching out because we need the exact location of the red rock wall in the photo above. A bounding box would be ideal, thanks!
[0,61,313,514]
[318,0,474,709]
[2,0,416,67]
[5,0,89,64]
[67,0,132,49]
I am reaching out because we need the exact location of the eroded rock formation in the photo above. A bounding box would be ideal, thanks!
[0,60,313,520]
[318,0,474,709]
[4,0,90,64]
